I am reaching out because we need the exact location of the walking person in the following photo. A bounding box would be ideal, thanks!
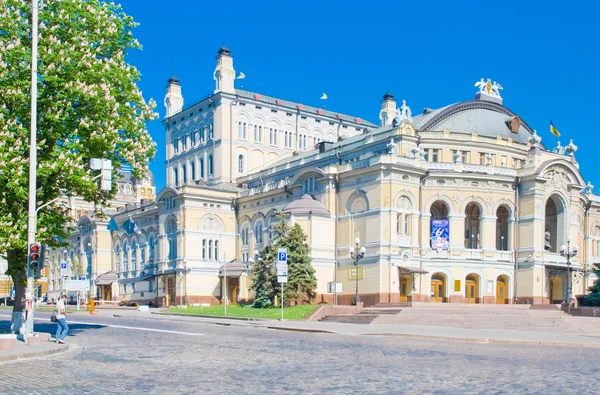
[55,294,69,344]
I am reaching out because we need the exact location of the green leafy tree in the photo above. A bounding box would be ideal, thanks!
[251,213,317,307]
[0,0,157,326]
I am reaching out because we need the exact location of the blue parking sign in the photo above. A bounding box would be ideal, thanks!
[277,248,288,264]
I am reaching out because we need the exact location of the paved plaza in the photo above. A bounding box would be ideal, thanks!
[1,311,600,394]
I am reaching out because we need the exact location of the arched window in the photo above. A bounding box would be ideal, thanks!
[214,240,219,261]
[208,240,213,260]
[208,155,213,176]
[241,226,249,246]
[465,202,481,249]
[182,165,187,185]
[148,236,155,262]
[396,196,412,236]
[191,162,196,181]
[255,221,263,243]
[254,125,262,142]
[200,158,204,179]
[130,240,137,272]
[173,167,179,187]
[270,127,277,145]
[202,239,207,259]
[238,155,244,174]
[122,241,129,272]
[238,122,243,139]
[545,196,565,253]
[190,130,196,146]
[182,134,188,150]
[592,226,600,257]
[496,206,510,251]
[430,201,449,249]
[115,244,121,273]
[166,218,177,260]
[201,126,207,143]
[173,136,179,154]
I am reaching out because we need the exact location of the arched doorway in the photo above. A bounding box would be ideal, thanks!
[496,275,509,304]
[550,276,563,304]
[430,273,446,303]
[496,206,510,250]
[430,201,450,249]
[545,196,565,253]
[465,203,481,249]
[465,274,479,303]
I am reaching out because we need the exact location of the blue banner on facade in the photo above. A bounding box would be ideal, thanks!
[431,219,449,249]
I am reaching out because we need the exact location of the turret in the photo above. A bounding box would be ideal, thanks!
[164,76,183,118]
[379,91,396,126]
[214,46,235,94]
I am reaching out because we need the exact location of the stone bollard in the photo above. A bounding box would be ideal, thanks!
[37,333,51,343]
[0,338,15,350]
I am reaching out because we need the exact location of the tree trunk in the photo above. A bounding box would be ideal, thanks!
[8,249,27,334]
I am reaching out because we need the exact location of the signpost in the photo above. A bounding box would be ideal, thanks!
[65,280,89,311]
[60,262,68,277]
[277,248,288,322]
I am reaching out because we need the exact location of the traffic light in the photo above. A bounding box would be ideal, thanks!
[28,243,44,278]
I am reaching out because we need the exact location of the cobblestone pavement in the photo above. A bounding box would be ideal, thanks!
[1,314,600,394]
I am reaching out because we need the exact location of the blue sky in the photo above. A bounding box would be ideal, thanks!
[120,0,600,190]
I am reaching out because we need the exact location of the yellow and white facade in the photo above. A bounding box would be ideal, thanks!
[52,48,600,307]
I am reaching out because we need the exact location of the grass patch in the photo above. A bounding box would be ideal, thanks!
[166,304,319,320]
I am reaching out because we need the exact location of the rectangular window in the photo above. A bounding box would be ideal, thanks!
[424,150,429,162]
[462,151,469,164]
[501,156,507,167]
[479,153,486,165]
[454,279,461,293]
[432,149,439,163]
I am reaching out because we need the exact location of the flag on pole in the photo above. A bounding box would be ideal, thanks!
[550,121,560,137]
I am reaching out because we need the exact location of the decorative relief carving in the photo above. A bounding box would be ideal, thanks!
[453,194,463,204]
[544,168,571,192]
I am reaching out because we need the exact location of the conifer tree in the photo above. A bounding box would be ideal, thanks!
[250,212,317,307]
[585,264,600,306]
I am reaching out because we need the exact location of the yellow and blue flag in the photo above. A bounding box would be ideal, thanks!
[550,121,560,137]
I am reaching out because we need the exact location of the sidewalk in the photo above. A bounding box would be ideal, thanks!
[129,309,600,348]
[0,337,69,363]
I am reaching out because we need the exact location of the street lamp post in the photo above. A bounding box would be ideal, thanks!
[559,236,579,313]
[349,237,366,305]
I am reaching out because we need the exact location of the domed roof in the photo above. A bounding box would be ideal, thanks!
[412,100,539,146]
[281,194,330,217]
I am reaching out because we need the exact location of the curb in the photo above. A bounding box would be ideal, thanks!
[364,333,600,348]
[266,326,334,334]
[151,312,270,322]
[0,343,70,363]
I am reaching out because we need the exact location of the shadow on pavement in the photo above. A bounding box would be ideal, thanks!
[0,319,107,339]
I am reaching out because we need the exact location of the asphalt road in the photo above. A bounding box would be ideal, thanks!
[1,311,600,394]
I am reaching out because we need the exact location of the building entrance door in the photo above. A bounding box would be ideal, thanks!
[400,276,410,302]
[496,278,507,304]
[167,276,176,306]
[431,279,443,302]
[465,280,476,303]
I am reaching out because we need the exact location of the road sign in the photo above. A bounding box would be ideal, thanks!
[277,248,287,264]
[277,275,288,283]
[64,280,90,292]
[327,282,343,293]
[60,262,68,277]
[276,263,288,276]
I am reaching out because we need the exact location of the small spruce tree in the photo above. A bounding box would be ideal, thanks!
[585,263,600,306]
[250,212,317,307]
